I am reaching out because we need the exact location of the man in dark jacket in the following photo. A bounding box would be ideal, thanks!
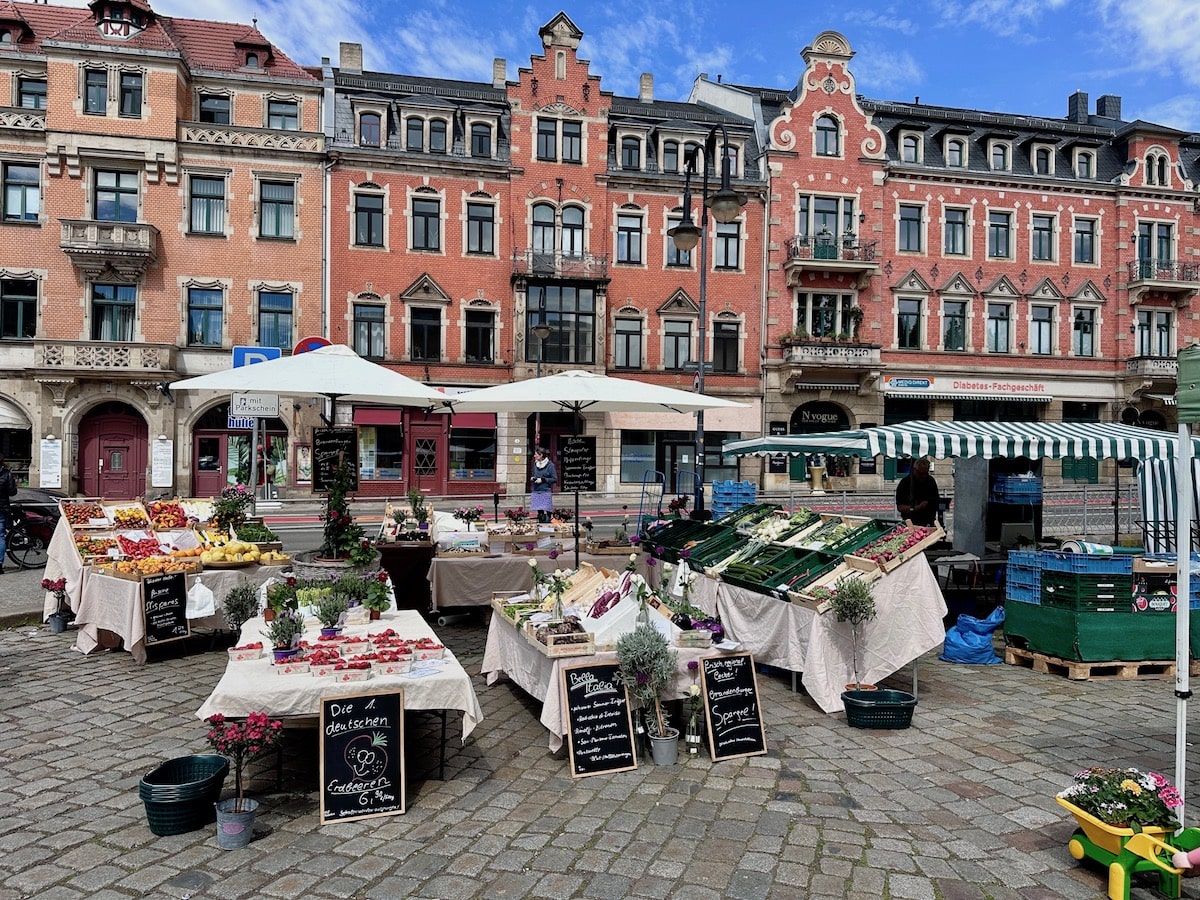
[0,454,18,574]
[895,457,940,527]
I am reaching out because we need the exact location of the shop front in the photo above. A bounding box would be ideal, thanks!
[191,404,289,498]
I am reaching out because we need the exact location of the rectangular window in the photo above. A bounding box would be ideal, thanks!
[359,425,403,480]
[944,208,967,255]
[527,283,595,365]
[1072,308,1095,357]
[198,93,230,124]
[411,308,441,361]
[449,427,496,481]
[620,137,640,170]
[561,121,582,163]
[186,287,223,346]
[616,214,642,264]
[3,163,38,222]
[258,291,292,350]
[715,221,740,269]
[664,320,691,370]
[662,141,679,174]
[470,123,491,158]
[797,293,853,338]
[465,310,494,363]
[898,204,922,252]
[406,118,423,151]
[897,298,921,349]
[537,119,557,161]
[119,72,142,117]
[466,202,494,255]
[17,78,46,110]
[942,301,966,351]
[91,283,135,341]
[412,197,440,251]
[713,321,738,373]
[1031,214,1054,261]
[620,430,655,484]
[614,317,642,369]
[354,193,384,246]
[987,210,1011,258]
[188,176,224,234]
[353,304,385,358]
[1030,305,1053,355]
[85,69,106,114]
[429,120,447,153]
[986,303,1010,352]
[267,100,299,130]
[666,218,692,267]
[796,194,857,242]
[95,170,138,222]
[0,278,36,339]
[259,181,294,238]
[1074,218,1096,264]
[1136,309,1172,357]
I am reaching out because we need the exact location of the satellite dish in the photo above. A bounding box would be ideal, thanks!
[1120,406,1140,426]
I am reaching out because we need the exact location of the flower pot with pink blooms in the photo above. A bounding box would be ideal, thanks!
[205,711,283,849]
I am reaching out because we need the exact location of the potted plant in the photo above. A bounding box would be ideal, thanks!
[42,576,71,633]
[408,487,430,532]
[1056,767,1182,870]
[264,577,298,621]
[319,462,375,565]
[315,592,349,636]
[210,483,253,535]
[363,571,391,619]
[204,711,284,849]
[829,574,876,691]
[616,623,680,764]
[846,304,865,340]
[222,583,259,636]
[453,504,486,528]
[263,610,303,660]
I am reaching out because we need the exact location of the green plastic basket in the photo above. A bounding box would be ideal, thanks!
[139,754,229,836]
[842,689,917,729]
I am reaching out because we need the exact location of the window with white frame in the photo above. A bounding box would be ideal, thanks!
[614,317,642,369]
[797,292,853,338]
[900,133,921,163]
[815,115,840,157]
[897,298,921,349]
[945,138,966,167]
[663,320,691,370]
[987,210,1012,259]
[944,207,968,255]
[1136,308,1172,357]
[3,162,38,222]
[715,220,740,270]
[188,175,225,234]
[1031,214,1055,262]
[986,302,1011,352]
[942,301,966,351]
[353,303,385,358]
[898,204,923,253]
[616,213,643,264]
[562,206,584,257]
[1071,307,1095,357]
[1030,305,1054,355]
[466,201,495,256]
[1073,218,1096,264]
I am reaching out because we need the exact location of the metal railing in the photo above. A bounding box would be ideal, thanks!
[1127,259,1200,283]
[784,234,878,262]
[511,249,609,279]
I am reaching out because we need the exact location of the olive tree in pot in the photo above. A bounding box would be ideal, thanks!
[828,574,877,691]
[616,623,680,764]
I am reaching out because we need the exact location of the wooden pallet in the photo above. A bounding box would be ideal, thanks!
[1004,645,1200,681]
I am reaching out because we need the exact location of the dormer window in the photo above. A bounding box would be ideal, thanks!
[900,133,921,164]
[1075,150,1094,179]
[0,32,11,44]
[621,136,640,170]
[359,113,381,147]
[245,52,260,69]
[1034,146,1053,175]
[990,142,1010,171]
[95,2,146,38]
[1146,151,1170,186]
[946,138,966,167]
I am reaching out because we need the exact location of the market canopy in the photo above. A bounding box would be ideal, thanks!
[724,420,1190,461]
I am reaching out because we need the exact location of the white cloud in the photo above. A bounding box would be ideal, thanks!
[850,44,923,95]
[1139,95,1200,133]
[842,8,918,36]
[931,0,1070,38]
[1098,0,1200,87]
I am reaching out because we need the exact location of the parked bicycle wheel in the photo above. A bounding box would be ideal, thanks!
[6,521,48,569]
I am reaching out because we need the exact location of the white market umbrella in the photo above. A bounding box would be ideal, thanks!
[172,344,449,410]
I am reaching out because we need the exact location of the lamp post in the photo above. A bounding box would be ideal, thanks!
[669,124,745,515]
[532,319,552,449]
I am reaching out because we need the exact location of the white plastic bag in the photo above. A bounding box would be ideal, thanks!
[186,577,216,619]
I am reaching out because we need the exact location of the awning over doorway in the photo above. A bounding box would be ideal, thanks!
[0,398,30,429]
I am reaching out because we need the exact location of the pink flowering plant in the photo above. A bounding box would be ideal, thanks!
[1058,766,1182,828]
[453,504,485,524]
[204,711,284,812]
[211,483,253,534]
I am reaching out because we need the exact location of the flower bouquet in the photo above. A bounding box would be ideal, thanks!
[667,495,690,516]
[453,504,485,525]
[1057,766,1180,831]
[204,711,284,813]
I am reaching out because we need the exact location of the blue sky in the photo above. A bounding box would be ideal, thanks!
[141,1,1199,131]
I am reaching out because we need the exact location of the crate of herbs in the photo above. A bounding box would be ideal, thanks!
[714,503,781,531]
[747,508,821,545]
[695,534,769,576]
[823,518,901,556]
[789,514,872,551]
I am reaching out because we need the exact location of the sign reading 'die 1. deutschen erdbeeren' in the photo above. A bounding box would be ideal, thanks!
[320,690,405,824]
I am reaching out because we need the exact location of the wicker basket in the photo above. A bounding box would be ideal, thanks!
[842,689,917,730]
[139,754,229,836]
[290,549,381,581]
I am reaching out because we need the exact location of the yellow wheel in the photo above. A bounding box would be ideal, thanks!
[1069,837,1086,860]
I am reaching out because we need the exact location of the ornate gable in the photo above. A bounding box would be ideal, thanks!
[982,274,1020,298]
[656,289,697,315]
[400,274,450,305]
[939,272,976,296]
[890,269,932,294]
[539,12,582,50]
[1028,277,1065,302]
[1071,280,1108,304]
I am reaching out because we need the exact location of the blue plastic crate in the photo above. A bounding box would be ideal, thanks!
[1006,550,1043,570]
[1007,566,1041,594]
[1006,583,1040,604]
[1040,551,1133,575]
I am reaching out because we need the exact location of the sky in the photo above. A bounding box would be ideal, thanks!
[87,0,1200,131]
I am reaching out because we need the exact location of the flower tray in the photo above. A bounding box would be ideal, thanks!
[842,689,916,729]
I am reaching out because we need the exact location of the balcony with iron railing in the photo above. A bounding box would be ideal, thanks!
[783,233,880,282]
[328,133,512,163]
[59,219,158,280]
[511,249,609,281]
[1127,258,1200,286]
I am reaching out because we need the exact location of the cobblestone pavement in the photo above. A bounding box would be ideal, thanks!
[3,606,1200,900]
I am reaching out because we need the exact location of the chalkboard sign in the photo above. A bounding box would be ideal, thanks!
[313,427,359,492]
[768,421,788,474]
[320,690,405,824]
[142,572,189,645]
[560,435,596,493]
[561,661,638,778]
[700,653,767,761]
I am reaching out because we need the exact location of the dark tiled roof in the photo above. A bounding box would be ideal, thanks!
[336,69,506,103]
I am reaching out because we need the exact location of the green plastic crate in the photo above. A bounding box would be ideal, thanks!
[1004,602,1192,662]
[1041,572,1134,610]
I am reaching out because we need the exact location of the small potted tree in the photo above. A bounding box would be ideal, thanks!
[263,610,303,661]
[828,574,876,691]
[616,623,680,764]
[222,583,259,636]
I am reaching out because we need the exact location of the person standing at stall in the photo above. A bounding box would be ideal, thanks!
[0,453,17,573]
[895,457,940,526]
[530,446,557,523]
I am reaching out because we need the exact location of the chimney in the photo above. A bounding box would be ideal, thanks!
[1096,94,1122,120]
[339,42,362,74]
[1067,90,1088,124]
[639,73,653,103]
[492,58,506,89]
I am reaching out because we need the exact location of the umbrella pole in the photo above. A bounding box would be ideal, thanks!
[1176,420,1193,827]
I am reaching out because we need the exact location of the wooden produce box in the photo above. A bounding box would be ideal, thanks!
[522,623,596,658]
[59,498,110,529]
[582,540,638,556]
[73,530,119,564]
[490,590,538,618]
[845,522,946,572]
[103,501,152,531]
[435,547,488,558]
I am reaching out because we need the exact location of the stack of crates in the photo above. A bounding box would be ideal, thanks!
[1038,552,1133,610]
[1142,553,1200,609]
[1005,550,1043,605]
[991,474,1042,504]
[711,481,757,519]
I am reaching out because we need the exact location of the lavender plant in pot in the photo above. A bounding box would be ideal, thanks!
[616,623,679,764]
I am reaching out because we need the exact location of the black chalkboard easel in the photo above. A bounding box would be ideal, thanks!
[559,435,597,493]
[142,572,189,646]
[312,427,359,492]
[700,653,767,761]
[561,661,638,778]
[320,690,406,824]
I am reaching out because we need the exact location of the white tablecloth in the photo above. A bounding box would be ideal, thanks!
[687,555,947,712]
[197,610,484,743]
[43,516,86,620]
[427,551,647,611]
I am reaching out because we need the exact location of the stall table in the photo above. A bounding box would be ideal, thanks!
[197,610,484,745]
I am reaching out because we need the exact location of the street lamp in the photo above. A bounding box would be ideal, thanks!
[532,319,552,448]
[668,124,745,515]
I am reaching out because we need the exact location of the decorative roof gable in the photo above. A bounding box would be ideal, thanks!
[656,289,697,315]
[400,274,451,305]
[1028,277,1065,302]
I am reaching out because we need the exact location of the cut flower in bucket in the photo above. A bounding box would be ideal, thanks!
[1057,766,1181,829]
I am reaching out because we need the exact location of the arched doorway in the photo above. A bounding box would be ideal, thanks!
[79,401,148,499]
[192,404,287,497]
[788,400,851,481]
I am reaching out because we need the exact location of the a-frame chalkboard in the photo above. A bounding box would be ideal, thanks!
[320,690,405,823]
[142,572,189,646]
[700,653,767,761]
[561,661,638,778]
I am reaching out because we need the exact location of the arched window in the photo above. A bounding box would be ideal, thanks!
[946,139,965,167]
[684,142,703,172]
[724,145,739,177]
[1158,156,1168,185]
[815,115,839,157]
[901,135,919,163]
[1035,147,1051,175]
[620,136,640,170]
[991,143,1009,171]
[532,203,555,257]
[406,117,423,151]
[245,53,259,68]
[359,113,381,147]
[1076,152,1093,179]
[429,119,447,153]
[562,206,584,257]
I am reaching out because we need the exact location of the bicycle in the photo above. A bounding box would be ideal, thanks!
[5,502,55,569]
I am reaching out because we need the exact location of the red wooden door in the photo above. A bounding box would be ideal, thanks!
[79,406,147,499]
[407,422,445,494]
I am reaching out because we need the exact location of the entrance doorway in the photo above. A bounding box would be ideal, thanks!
[192,405,288,496]
[79,402,147,499]
[408,422,445,495]
[661,439,697,497]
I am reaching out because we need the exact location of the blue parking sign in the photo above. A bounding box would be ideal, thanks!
[232,345,283,368]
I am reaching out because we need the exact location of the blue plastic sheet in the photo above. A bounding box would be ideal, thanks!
[940,605,1005,665]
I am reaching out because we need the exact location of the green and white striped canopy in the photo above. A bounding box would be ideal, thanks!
[724,420,1188,461]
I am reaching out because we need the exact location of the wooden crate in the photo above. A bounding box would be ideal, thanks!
[523,625,596,658]
[59,497,109,529]
[435,548,488,558]
[582,540,638,556]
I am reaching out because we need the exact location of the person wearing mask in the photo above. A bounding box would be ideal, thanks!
[530,447,557,523]
[0,454,17,574]
[895,456,940,526]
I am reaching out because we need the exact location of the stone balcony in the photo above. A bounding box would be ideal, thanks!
[1126,355,1178,379]
[0,105,45,131]
[34,340,177,376]
[59,219,158,280]
[782,340,882,368]
[181,123,323,153]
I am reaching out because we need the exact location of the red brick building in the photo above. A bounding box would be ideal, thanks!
[0,0,323,497]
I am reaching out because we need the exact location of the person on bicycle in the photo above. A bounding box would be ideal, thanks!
[0,453,17,574]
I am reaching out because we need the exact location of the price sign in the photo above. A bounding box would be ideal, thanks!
[142,572,189,646]
[561,661,638,778]
[559,435,596,493]
[313,427,359,492]
[320,690,405,823]
[700,653,767,762]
